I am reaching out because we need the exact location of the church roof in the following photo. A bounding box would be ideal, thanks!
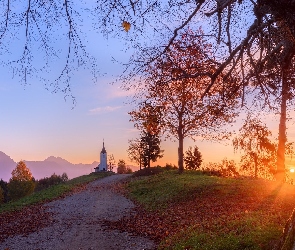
[101,141,106,154]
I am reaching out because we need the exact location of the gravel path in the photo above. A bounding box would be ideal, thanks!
[0,174,156,250]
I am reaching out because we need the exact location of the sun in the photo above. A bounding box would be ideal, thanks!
[290,168,295,173]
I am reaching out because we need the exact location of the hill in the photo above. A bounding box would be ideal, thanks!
[0,151,99,181]
[110,170,295,250]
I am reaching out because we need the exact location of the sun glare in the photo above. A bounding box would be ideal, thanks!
[290,168,295,173]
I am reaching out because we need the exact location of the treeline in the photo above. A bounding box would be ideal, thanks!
[0,160,68,204]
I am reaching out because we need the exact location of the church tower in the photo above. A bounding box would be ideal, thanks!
[95,140,108,172]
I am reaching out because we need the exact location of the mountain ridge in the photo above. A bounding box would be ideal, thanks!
[0,151,99,182]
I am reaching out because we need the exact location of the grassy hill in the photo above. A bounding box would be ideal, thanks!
[117,170,295,250]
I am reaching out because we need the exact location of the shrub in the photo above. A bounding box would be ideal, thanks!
[117,159,127,174]
[126,167,133,174]
[164,163,178,170]
[35,173,68,192]
[133,166,165,177]
[202,159,239,177]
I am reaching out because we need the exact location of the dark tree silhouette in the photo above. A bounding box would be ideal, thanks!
[233,115,276,178]
[140,131,164,168]
[184,146,203,170]
[127,138,145,170]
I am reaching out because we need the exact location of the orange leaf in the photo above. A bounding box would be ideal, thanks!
[122,21,131,32]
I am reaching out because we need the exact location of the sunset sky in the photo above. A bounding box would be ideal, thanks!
[0,31,239,168]
[0,3,295,173]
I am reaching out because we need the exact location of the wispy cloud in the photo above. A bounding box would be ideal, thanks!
[107,85,137,99]
[89,106,122,115]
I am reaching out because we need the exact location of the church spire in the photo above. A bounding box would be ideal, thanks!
[101,139,106,154]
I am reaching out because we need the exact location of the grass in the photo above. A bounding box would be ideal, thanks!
[128,170,219,210]
[126,170,295,249]
[0,172,113,213]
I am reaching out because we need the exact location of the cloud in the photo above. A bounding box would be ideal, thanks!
[107,85,137,99]
[89,106,122,115]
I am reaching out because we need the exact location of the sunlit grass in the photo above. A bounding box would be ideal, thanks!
[128,170,219,210]
[127,170,295,249]
[0,172,113,213]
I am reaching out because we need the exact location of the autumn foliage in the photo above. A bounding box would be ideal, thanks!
[130,28,239,172]
[8,161,35,201]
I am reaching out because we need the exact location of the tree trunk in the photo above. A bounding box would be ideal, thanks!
[178,128,184,173]
[148,140,151,168]
[254,154,258,178]
[276,69,288,182]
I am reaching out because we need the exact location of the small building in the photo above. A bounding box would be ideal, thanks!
[94,141,108,172]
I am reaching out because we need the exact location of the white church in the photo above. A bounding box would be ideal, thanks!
[94,141,108,172]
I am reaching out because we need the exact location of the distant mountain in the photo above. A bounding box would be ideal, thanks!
[0,151,99,182]
[0,151,17,182]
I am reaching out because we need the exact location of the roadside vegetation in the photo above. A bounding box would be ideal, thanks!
[115,168,295,250]
[0,171,112,214]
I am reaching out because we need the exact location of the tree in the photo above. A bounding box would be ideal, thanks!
[61,172,68,182]
[0,1,98,99]
[249,45,295,181]
[184,146,203,170]
[0,186,4,204]
[117,159,127,174]
[233,115,276,179]
[108,154,116,172]
[106,1,295,180]
[0,179,8,203]
[1,1,294,100]
[8,161,35,201]
[1,1,294,180]
[127,138,145,170]
[10,160,33,181]
[140,131,164,168]
[130,29,239,172]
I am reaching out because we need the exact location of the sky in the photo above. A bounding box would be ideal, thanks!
[0,2,295,174]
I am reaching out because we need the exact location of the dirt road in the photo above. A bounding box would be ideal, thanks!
[0,174,156,250]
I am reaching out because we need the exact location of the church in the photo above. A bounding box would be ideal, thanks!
[94,141,108,172]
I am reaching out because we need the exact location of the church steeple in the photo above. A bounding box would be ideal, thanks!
[101,139,106,154]
[94,139,108,172]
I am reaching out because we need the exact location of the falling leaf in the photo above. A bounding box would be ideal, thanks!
[122,21,131,32]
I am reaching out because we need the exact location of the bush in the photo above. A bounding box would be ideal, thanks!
[117,159,128,174]
[164,163,178,170]
[126,167,133,174]
[202,159,239,177]
[133,166,165,177]
[35,173,68,192]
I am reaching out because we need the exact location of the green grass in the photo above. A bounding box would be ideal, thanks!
[128,170,224,210]
[126,170,295,249]
[0,172,113,213]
